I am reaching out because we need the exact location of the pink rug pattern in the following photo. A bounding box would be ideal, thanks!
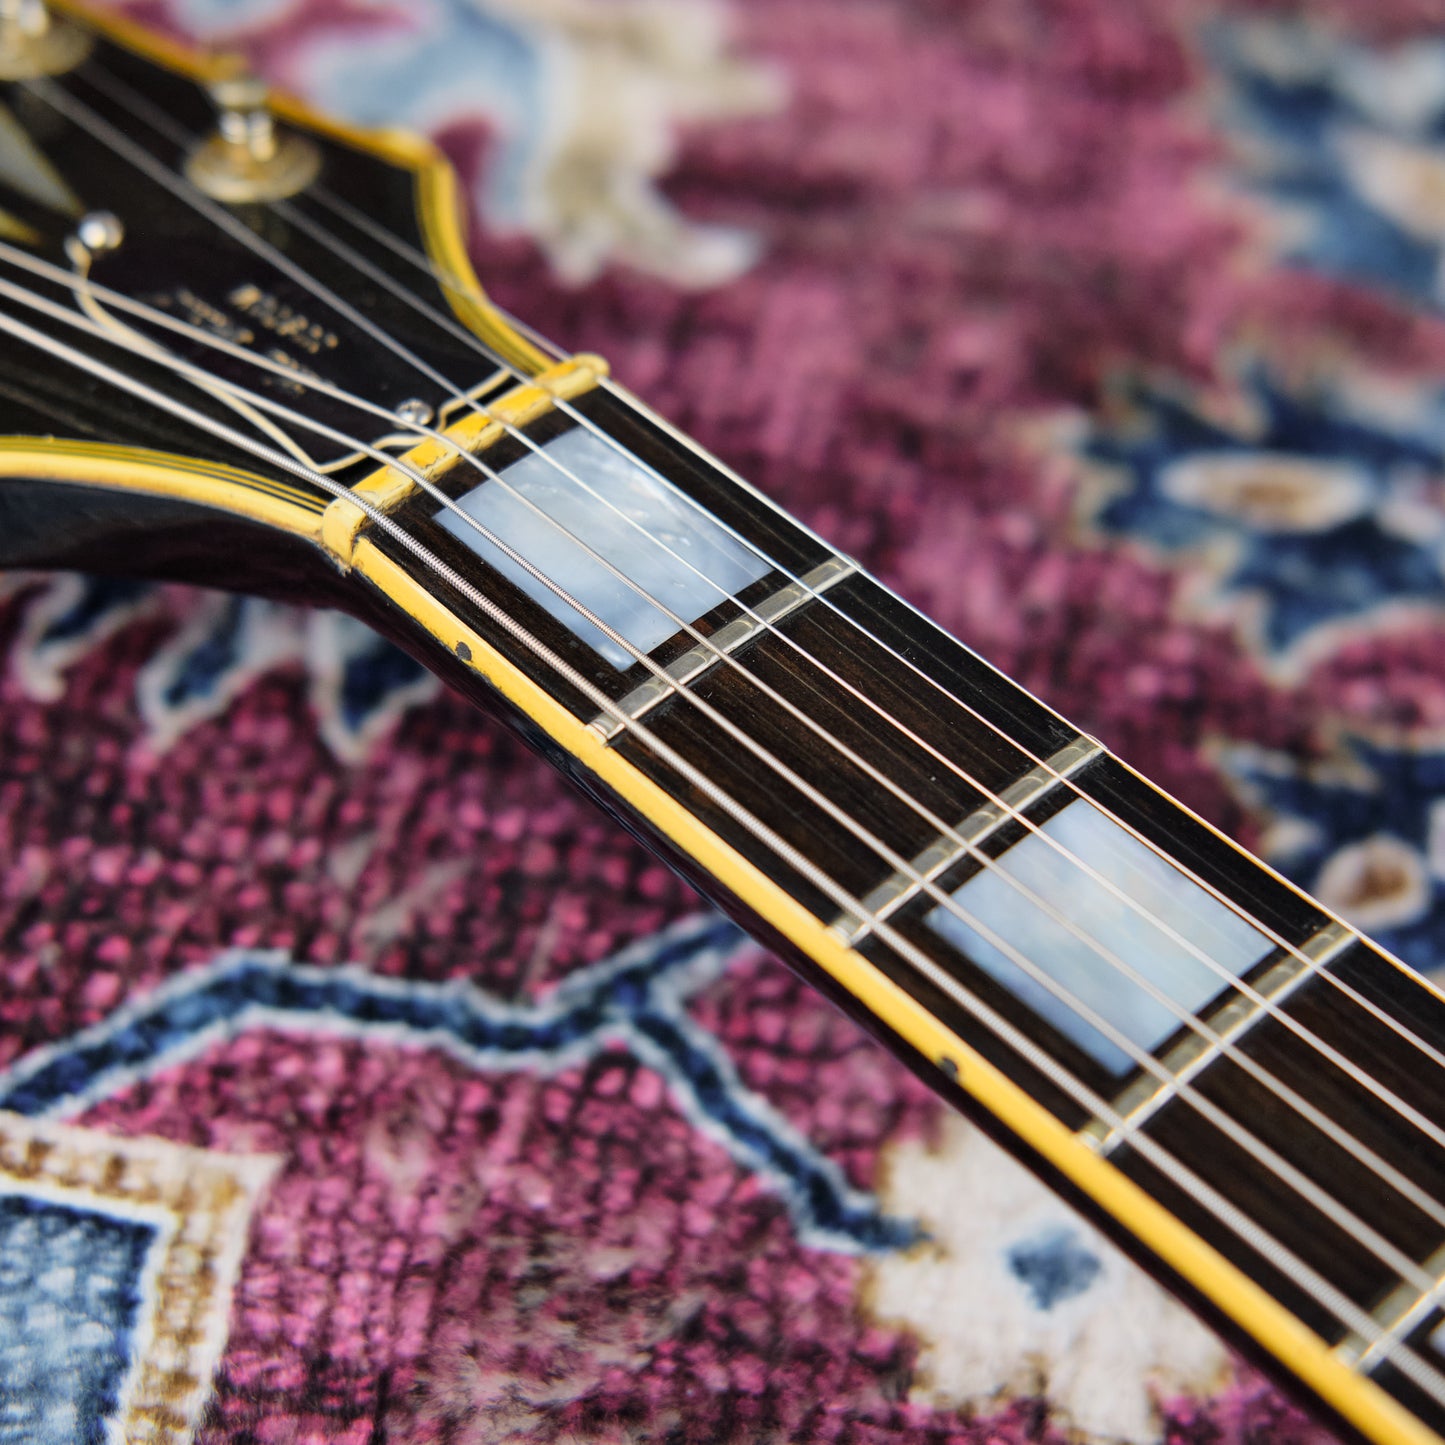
[6,0,1445,1440]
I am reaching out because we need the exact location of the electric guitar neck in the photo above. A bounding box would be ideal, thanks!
[2,6,1443,1442]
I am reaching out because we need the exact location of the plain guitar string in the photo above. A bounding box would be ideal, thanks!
[70,85,1445,1237]
[286,198,1445,1047]
[15,267,1445,1293]
[8,301,1438,1403]
[55,79,1445,1146]
[70,61,1445,1102]
[5,149,1439,1410]
[4,168,1445,1410]
[61,53,1445,1403]
[293,202,1445,1034]
[7,75,1445,1385]
[22,67,1445,1317]
[10,246,1445,1277]
[15,253,1445,1253]
[24,71,1445,1220]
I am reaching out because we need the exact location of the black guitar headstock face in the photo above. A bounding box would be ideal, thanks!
[0,3,544,538]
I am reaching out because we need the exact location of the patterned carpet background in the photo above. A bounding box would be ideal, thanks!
[5,0,1445,1439]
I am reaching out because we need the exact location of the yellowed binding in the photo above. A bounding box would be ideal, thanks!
[1,4,587,553]
[13,11,1436,1445]
[0,436,326,537]
[319,352,609,569]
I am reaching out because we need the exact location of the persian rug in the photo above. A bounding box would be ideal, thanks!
[3,0,1444,1440]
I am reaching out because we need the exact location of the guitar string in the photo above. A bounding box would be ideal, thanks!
[28,67,1445,1242]
[21,74,1445,1213]
[70,58,1445,1105]
[16,36,1445,1398]
[17,269,1445,1276]
[21,64,1445,1316]
[298,142,1445,1074]
[9,248,1445,1261]
[71,61,1445,1118]
[212,150,1445,1182]
[7,287,1445,1400]
[290,143,1445,1051]
[6,328,1442,1397]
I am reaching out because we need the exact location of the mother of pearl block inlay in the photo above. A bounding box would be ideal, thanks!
[439,426,771,668]
[927,799,1273,1076]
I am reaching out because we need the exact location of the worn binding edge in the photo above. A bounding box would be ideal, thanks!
[605,371,1445,1021]
[0,3,585,545]
[6,9,1437,1440]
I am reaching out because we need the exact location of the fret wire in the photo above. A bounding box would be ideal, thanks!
[72,56,1445,1164]
[34,70,1445,1237]
[1083,920,1355,1154]
[587,555,860,740]
[1340,1240,1445,1375]
[23,292,1445,1354]
[241,51,1445,1414]
[19,67,1445,1375]
[12,273,1445,1408]
[832,734,1106,946]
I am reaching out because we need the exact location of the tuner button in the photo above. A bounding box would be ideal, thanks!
[0,0,91,79]
[185,77,321,205]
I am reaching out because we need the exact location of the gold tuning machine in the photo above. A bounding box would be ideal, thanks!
[0,0,92,80]
[185,76,321,204]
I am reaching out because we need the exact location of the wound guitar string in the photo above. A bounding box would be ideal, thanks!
[6,58,1445,1397]
[31,60,1445,1196]
[302,168,1445,1069]
[16,242,1445,1297]
[5,70,1439,1398]
[19,252,1445,1286]
[18,242,1445,1246]
[31,45,1445,1248]
[279,189,1445,1097]
[70,58,1445,1101]
[12,172,1434,1193]
[15,280,1445,1341]
[74,88,1445,1150]
[13,310,1428,1387]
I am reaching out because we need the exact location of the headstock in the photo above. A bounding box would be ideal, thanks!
[0,0,568,600]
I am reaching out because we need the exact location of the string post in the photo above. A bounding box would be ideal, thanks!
[0,0,91,79]
[186,76,321,204]
[74,211,123,255]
